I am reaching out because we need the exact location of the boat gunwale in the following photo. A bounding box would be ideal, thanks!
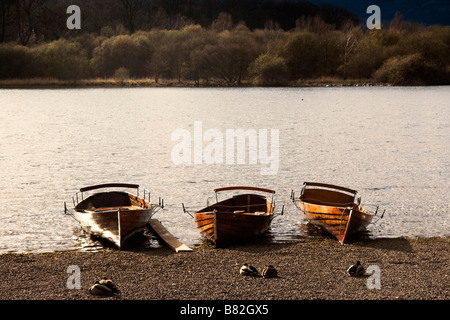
[302,182,357,196]
[214,186,275,194]
[79,183,139,193]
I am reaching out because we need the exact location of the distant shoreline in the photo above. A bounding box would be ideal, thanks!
[0,77,390,89]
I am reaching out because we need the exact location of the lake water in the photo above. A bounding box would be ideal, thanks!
[0,87,448,253]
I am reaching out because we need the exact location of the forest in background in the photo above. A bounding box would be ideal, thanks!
[0,0,449,86]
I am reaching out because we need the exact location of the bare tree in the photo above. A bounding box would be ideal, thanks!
[340,21,359,79]
[296,15,334,33]
[14,0,47,45]
[211,12,233,31]
[120,0,141,33]
[0,0,14,42]
[389,11,403,31]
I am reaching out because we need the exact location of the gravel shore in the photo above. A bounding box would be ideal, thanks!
[0,237,448,301]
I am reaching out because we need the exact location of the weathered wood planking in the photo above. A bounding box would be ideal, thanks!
[148,219,193,252]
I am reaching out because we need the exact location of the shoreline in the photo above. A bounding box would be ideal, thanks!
[0,237,448,300]
[0,77,390,89]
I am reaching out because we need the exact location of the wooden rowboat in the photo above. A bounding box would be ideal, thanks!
[65,183,163,249]
[185,186,282,247]
[292,182,383,244]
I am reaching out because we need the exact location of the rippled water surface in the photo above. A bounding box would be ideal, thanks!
[0,87,448,253]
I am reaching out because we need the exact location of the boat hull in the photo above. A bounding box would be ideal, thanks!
[299,201,373,244]
[195,210,273,247]
[193,190,275,247]
[71,185,157,249]
[74,207,154,248]
[296,182,374,244]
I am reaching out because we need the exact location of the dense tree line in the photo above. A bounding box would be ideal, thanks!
[0,1,449,85]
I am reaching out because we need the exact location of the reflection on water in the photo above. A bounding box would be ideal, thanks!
[0,87,448,253]
[295,222,375,243]
[72,226,164,252]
